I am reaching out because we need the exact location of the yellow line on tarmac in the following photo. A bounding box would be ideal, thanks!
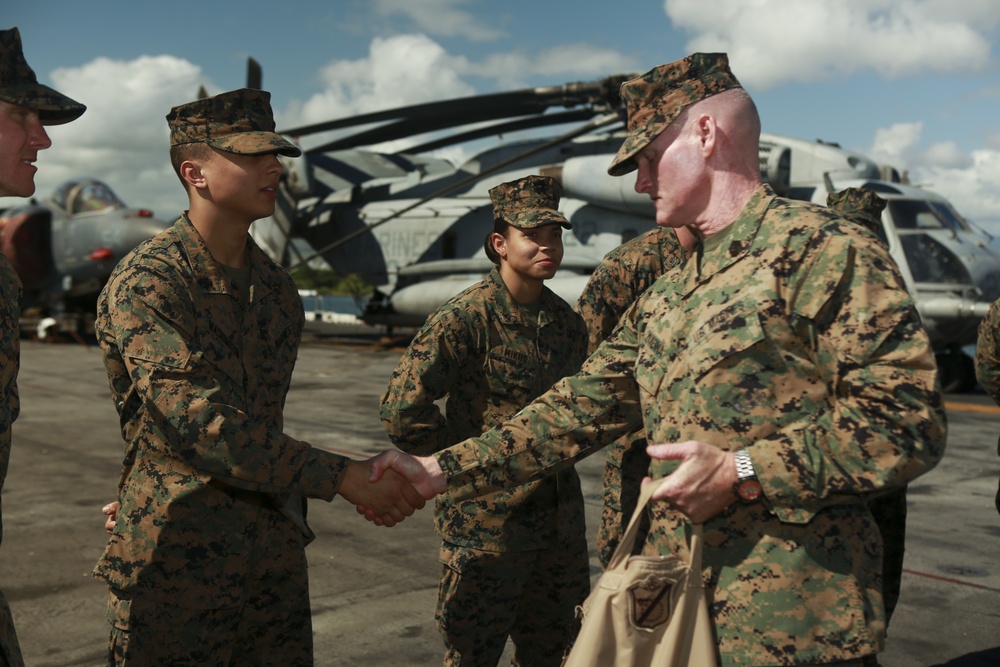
[945,400,1000,415]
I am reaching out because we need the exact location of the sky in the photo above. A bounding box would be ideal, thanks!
[4,0,1000,231]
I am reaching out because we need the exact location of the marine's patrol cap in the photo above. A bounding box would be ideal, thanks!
[167,88,301,157]
[827,187,886,235]
[0,27,86,125]
[607,52,741,177]
[489,175,571,230]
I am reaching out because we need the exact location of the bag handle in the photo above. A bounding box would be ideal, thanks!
[606,480,704,574]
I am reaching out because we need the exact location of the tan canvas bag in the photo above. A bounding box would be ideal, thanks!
[563,483,716,666]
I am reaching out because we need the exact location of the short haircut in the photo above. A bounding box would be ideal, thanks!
[169,142,213,188]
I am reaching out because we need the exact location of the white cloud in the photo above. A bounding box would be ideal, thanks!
[13,55,209,220]
[664,0,996,88]
[868,122,1000,228]
[373,0,506,41]
[476,45,640,90]
[281,34,475,133]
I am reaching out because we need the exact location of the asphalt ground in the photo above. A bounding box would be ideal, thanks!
[1,328,997,666]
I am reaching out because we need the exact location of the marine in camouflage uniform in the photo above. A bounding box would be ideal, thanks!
[574,227,686,567]
[410,54,946,667]
[95,89,418,666]
[0,27,85,667]
[973,297,1000,515]
[380,175,590,666]
[827,188,909,627]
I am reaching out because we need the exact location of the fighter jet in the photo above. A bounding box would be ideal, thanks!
[0,177,170,334]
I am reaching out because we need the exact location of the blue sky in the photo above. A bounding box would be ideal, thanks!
[4,0,1000,229]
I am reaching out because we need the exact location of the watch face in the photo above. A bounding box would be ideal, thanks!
[737,479,763,502]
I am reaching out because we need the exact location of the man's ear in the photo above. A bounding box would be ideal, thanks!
[695,113,716,157]
[180,159,207,191]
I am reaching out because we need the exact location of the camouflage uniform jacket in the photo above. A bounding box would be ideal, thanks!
[381,267,588,551]
[575,227,685,563]
[973,296,1000,513]
[0,254,23,666]
[94,215,349,608]
[975,298,1000,403]
[435,185,946,666]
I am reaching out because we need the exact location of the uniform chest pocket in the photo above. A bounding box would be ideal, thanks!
[637,307,776,403]
[484,346,539,404]
[685,307,771,382]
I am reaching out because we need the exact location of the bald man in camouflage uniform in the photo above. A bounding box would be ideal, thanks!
[581,188,912,630]
[974,297,1000,516]
[0,27,85,667]
[96,89,422,666]
[372,54,946,667]
[380,175,590,666]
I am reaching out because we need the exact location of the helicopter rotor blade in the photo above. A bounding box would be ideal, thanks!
[289,111,622,271]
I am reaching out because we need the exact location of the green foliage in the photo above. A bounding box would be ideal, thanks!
[288,267,371,296]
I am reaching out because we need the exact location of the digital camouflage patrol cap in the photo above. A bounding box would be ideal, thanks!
[489,175,571,230]
[167,88,301,157]
[607,52,741,177]
[0,27,86,125]
[827,187,886,235]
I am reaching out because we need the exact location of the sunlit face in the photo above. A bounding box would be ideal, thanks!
[632,118,708,228]
[198,149,284,222]
[0,100,52,198]
[493,222,565,283]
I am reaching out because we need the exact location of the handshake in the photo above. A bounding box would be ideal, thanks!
[102,450,450,535]
[343,450,448,527]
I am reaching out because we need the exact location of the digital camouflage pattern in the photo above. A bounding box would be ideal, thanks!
[489,175,572,230]
[607,53,741,177]
[380,266,589,665]
[973,297,1000,514]
[0,255,24,666]
[574,226,686,567]
[0,27,85,125]
[827,187,887,236]
[95,215,350,610]
[381,267,588,550]
[167,88,301,157]
[435,543,589,666]
[827,187,908,625]
[106,505,312,666]
[435,184,946,666]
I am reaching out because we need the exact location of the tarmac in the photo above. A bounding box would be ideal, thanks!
[1,323,998,666]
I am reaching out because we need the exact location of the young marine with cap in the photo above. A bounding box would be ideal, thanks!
[0,26,85,667]
[94,88,423,666]
[370,54,945,667]
[379,175,590,666]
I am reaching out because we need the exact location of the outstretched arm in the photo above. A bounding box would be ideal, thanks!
[357,450,446,524]
[339,457,428,527]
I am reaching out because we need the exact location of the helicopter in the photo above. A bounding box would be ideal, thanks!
[248,73,995,392]
[0,177,171,335]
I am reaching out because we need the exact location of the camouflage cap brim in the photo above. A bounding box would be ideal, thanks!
[607,53,741,177]
[0,26,86,125]
[206,131,302,158]
[509,208,572,230]
[0,83,86,125]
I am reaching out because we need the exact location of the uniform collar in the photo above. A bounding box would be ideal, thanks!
[485,266,556,327]
[682,184,776,295]
[174,214,274,304]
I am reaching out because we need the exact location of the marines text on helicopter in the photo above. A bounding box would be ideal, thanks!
[248,71,996,392]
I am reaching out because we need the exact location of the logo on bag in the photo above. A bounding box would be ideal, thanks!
[629,576,672,629]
